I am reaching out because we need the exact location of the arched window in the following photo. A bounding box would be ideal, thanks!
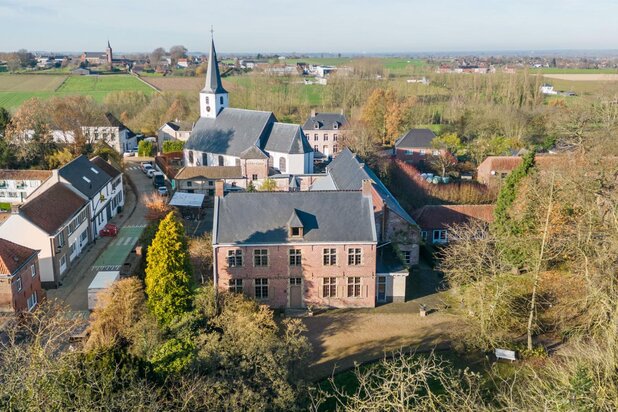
[218,155,224,166]
[188,151,194,164]
[279,157,286,173]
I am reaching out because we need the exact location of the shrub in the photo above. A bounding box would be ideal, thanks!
[162,140,184,153]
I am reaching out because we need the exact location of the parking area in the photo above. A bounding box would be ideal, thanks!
[93,225,145,270]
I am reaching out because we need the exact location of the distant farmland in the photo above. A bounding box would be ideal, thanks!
[0,74,155,110]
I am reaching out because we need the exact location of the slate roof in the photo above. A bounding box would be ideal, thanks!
[20,183,87,235]
[175,166,243,180]
[186,108,274,157]
[164,120,193,132]
[58,155,112,199]
[264,123,312,154]
[395,129,437,149]
[318,148,416,226]
[214,191,377,245]
[302,112,348,130]
[412,204,495,231]
[90,156,121,179]
[203,39,227,94]
[0,238,38,276]
[0,170,53,181]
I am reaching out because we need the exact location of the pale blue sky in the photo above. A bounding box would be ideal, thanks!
[0,0,617,53]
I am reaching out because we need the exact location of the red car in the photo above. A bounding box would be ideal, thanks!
[99,223,119,237]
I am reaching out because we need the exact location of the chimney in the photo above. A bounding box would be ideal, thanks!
[340,108,344,115]
[361,179,372,198]
[311,109,316,117]
[215,180,224,197]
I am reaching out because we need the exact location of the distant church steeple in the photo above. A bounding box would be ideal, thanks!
[106,40,113,69]
[200,29,228,119]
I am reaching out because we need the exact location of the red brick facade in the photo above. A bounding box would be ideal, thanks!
[215,243,377,309]
[0,249,43,313]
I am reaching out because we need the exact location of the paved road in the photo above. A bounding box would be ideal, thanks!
[47,158,155,310]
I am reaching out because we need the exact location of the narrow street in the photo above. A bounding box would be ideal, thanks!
[46,158,155,311]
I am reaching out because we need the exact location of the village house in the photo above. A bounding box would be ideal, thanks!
[310,148,421,267]
[0,183,90,288]
[58,155,124,237]
[394,128,450,167]
[183,37,314,186]
[476,155,563,185]
[26,112,137,154]
[212,185,379,309]
[0,238,43,313]
[173,165,244,203]
[0,169,53,205]
[302,110,348,159]
[157,120,194,149]
[411,204,495,245]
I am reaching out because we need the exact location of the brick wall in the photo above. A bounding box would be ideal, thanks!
[216,243,376,309]
[0,256,43,312]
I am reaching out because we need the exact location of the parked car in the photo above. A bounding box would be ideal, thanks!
[147,169,155,178]
[99,223,119,237]
[157,186,169,196]
[141,163,153,173]
[123,149,138,157]
[152,172,165,188]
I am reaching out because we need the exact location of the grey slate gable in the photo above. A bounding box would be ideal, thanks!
[185,108,275,157]
[322,148,417,226]
[302,112,348,130]
[58,155,112,199]
[264,123,312,154]
[214,191,376,245]
[395,129,437,149]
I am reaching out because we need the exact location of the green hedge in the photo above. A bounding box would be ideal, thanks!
[0,202,11,212]
[162,140,184,153]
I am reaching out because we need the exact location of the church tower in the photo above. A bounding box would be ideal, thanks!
[106,40,113,69]
[200,34,228,119]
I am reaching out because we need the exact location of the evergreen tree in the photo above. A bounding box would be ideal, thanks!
[145,212,194,325]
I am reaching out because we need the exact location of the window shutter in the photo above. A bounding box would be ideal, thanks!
[365,285,369,298]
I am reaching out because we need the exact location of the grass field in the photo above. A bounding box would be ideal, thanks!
[0,74,154,110]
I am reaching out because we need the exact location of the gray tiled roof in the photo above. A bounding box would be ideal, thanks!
[319,148,416,226]
[214,191,377,245]
[395,129,437,149]
[186,108,275,157]
[302,112,348,130]
[165,120,194,132]
[264,123,312,154]
[186,109,312,157]
[59,155,112,199]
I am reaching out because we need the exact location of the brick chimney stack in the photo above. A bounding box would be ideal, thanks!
[215,180,224,197]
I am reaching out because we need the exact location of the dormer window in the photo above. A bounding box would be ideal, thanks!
[288,209,304,239]
[83,176,91,183]
[314,122,319,129]
[333,123,338,129]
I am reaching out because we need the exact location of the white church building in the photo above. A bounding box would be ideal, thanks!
[183,37,313,180]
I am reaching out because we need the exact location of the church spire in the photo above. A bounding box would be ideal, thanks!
[202,29,227,94]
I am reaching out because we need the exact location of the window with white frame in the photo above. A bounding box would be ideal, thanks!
[333,133,338,141]
[289,249,301,266]
[27,291,38,311]
[60,255,67,272]
[347,277,361,297]
[30,264,36,278]
[228,279,243,293]
[255,278,268,299]
[421,231,428,241]
[314,133,318,141]
[348,248,362,265]
[323,248,337,266]
[402,250,411,265]
[433,230,448,243]
[419,149,426,155]
[322,277,336,298]
[80,230,88,243]
[227,250,243,267]
[432,150,440,156]
[253,249,268,267]
[14,276,22,292]
[324,133,328,141]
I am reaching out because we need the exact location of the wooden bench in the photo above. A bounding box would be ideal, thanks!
[495,348,517,362]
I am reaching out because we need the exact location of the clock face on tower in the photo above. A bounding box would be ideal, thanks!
[206,106,211,112]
